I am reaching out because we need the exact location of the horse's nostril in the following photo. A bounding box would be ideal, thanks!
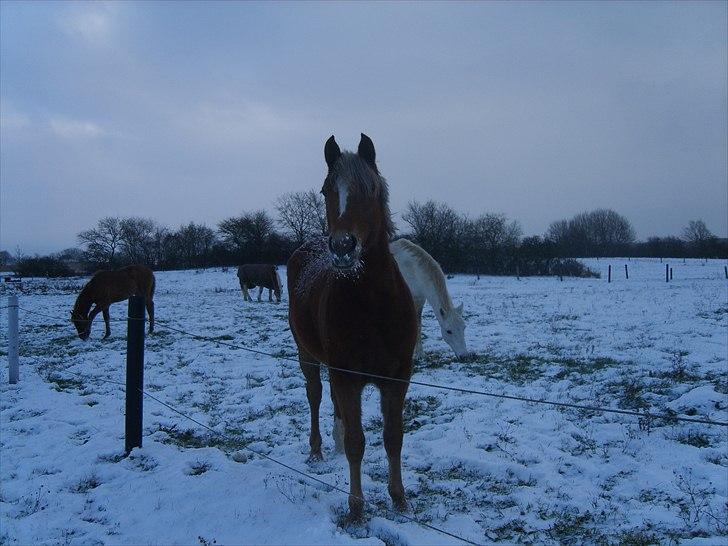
[329,233,357,257]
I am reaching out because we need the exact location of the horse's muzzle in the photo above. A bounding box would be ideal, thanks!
[329,233,360,269]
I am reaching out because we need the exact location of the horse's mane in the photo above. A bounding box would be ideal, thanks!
[330,152,395,239]
[394,239,453,311]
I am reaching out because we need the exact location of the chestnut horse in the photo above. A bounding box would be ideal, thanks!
[288,134,417,519]
[71,264,155,340]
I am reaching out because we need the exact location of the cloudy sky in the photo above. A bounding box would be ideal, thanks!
[1,1,726,254]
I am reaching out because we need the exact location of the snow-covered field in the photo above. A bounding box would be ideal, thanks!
[1,258,726,545]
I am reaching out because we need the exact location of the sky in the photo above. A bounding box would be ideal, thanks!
[1,1,726,254]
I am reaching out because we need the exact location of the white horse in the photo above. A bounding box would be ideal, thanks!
[390,238,468,359]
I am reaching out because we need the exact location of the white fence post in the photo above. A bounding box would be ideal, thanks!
[8,295,19,384]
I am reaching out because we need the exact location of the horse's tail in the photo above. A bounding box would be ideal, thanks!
[149,272,156,299]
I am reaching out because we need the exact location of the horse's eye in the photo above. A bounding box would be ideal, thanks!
[446,330,453,335]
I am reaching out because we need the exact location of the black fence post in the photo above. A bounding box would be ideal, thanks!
[670,267,673,281]
[608,265,611,283]
[665,263,669,283]
[724,265,727,279]
[624,264,628,280]
[126,295,145,454]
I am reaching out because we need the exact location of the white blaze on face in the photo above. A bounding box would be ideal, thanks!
[336,177,349,218]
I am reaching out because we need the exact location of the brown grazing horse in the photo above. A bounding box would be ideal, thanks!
[237,264,282,303]
[71,265,155,340]
[288,134,417,519]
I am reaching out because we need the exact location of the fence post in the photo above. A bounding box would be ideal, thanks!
[724,265,727,279]
[8,295,19,384]
[670,267,673,281]
[125,295,145,454]
[624,264,628,280]
[665,263,669,283]
[608,265,611,283]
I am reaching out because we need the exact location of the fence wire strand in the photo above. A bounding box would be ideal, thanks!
[26,355,480,545]
[14,305,728,427]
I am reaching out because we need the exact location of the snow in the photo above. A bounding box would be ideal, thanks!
[1,257,727,545]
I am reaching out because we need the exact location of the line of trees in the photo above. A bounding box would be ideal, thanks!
[2,192,725,278]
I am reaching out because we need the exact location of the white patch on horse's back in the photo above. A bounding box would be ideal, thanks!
[337,177,348,218]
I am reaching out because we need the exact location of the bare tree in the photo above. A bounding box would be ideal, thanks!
[168,223,216,268]
[218,210,276,262]
[402,200,465,268]
[78,217,123,267]
[547,209,634,256]
[119,217,166,266]
[682,220,717,257]
[275,190,327,246]
[682,220,715,245]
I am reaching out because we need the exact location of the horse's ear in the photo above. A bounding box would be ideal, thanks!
[324,135,341,171]
[357,133,378,173]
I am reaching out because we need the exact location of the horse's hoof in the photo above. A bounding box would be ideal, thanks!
[391,495,408,513]
[348,496,364,521]
[306,451,323,463]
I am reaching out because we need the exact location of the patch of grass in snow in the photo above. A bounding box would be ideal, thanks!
[48,375,85,393]
[618,528,660,546]
[545,509,605,545]
[674,430,712,448]
[552,356,619,381]
[609,377,649,410]
[403,396,441,432]
[71,472,102,493]
[186,460,211,476]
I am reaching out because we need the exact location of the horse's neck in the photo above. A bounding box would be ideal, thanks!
[74,286,95,315]
[361,237,399,283]
[397,247,452,316]
[422,270,453,319]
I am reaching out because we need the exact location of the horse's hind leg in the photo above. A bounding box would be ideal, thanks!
[299,349,323,461]
[102,308,111,339]
[330,385,344,453]
[257,286,263,302]
[268,288,273,302]
[380,381,409,512]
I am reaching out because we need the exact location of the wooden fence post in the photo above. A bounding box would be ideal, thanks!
[724,265,727,279]
[125,295,145,454]
[624,264,628,279]
[8,295,19,384]
[670,267,673,281]
[608,265,611,283]
[665,263,669,283]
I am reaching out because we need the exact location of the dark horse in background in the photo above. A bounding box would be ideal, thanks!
[237,264,282,303]
[71,264,155,340]
[288,134,417,519]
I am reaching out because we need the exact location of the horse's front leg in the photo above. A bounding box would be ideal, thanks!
[413,299,425,360]
[257,286,263,302]
[268,288,273,302]
[86,305,102,338]
[299,350,323,460]
[102,308,111,339]
[332,374,365,519]
[380,381,409,512]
